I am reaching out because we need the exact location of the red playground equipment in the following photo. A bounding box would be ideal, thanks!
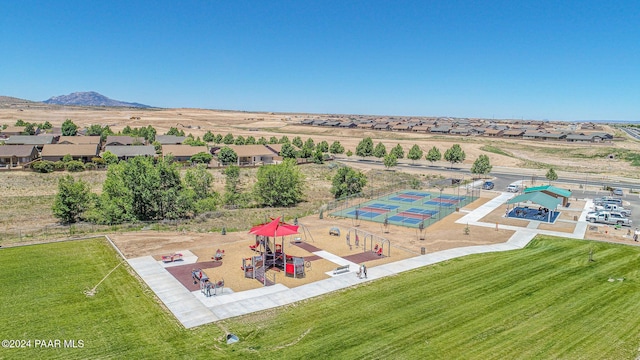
[242,217,306,285]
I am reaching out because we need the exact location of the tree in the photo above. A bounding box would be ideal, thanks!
[52,175,91,224]
[373,142,387,158]
[407,145,423,164]
[330,166,367,199]
[312,149,324,164]
[280,143,298,159]
[223,165,241,205]
[346,150,353,157]
[279,135,290,144]
[390,144,404,159]
[253,159,305,207]
[40,121,53,130]
[22,123,36,135]
[444,144,466,168]
[184,164,214,199]
[102,151,119,165]
[298,145,313,159]
[546,168,558,183]
[214,133,223,144]
[471,154,492,177]
[245,135,256,145]
[61,119,78,136]
[234,135,246,145]
[426,146,441,163]
[257,136,267,145]
[304,138,315,150]
[292,136,303,148]
[383,153,398,169]
[317,140,329,153]
[203,131,215,142]
[190,152,213,164]
[269,136,279,144]
[222,133,234,144]
[356,137,374,158]
[329,141,345,154]
[218,146,238,165]
[15,119,27,126]
[167,127,185,136]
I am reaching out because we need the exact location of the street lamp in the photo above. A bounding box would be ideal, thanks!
[438,187,443,220]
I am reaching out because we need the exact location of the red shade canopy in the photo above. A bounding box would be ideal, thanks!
[249,217,299,237]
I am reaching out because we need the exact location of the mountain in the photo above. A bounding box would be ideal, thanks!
[43,91,151,108]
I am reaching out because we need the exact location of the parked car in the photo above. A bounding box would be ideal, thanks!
[482,181,494,190]
[594,203,631,216]
[613,188,624,196]
[594,196,623,206]
[506,184,520,193]
[586,211,632,226]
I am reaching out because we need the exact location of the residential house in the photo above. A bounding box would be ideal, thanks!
[104,135,144,147]
[0,126,26,138]
[225,145,278,166]
[57,136,102,145]
[41,144,100,162]
[0,145,39,167]
[373,123,391,131]
[4,135,56,151]
[162,145,209,162]
[411,125,431,133]
[155,135,187,145]
[338,121,357,128]
[104,145,157,160]
[392,123,413,132]
[430,126,451,134]
[502,129,525,138]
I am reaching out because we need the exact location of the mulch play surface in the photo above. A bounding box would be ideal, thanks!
[344,251,385,264]
[292,242,323,253]
[165,261,223,291]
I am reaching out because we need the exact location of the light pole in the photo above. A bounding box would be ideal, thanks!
[439,187,443,220]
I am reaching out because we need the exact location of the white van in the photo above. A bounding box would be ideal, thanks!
[507,184,520,193]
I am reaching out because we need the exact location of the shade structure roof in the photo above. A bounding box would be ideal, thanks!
[507,191,562,210]
[524,185,572,198]
[249,217,299,237]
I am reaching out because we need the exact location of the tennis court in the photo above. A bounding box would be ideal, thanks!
[330,189,477,229]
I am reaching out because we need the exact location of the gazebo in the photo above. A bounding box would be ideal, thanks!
[506,191,562,223]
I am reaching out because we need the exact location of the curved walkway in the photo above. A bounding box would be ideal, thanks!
[125,192,593,328]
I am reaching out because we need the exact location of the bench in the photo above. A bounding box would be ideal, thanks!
[333,265,350,275]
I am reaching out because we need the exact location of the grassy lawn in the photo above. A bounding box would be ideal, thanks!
[2,236,640,359]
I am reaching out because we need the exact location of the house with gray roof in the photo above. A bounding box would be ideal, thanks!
[155,135,187,145]
[4,135,56,150]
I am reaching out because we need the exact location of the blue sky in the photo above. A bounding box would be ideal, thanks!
[1,1,639,121]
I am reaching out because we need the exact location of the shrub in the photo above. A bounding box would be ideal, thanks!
[32,160,54,173]
[65,160,86,172]
[54,161,66,170]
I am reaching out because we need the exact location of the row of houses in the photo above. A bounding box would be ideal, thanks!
[0,137,292,168]
[300,119,612,143]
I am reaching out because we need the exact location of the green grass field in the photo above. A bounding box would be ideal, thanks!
[2,236,640,359]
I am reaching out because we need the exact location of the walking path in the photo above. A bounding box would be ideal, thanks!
[126,191,594,328]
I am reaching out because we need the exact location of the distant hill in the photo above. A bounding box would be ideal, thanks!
[43,91,151,108]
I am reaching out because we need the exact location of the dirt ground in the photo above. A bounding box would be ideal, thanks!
[1,106,637,178]
[109,191,518,293]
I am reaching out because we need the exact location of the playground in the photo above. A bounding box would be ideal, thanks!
[330,189,477,228]
[108,191,516,294]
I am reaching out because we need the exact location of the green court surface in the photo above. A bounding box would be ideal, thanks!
[330,189,477,229]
